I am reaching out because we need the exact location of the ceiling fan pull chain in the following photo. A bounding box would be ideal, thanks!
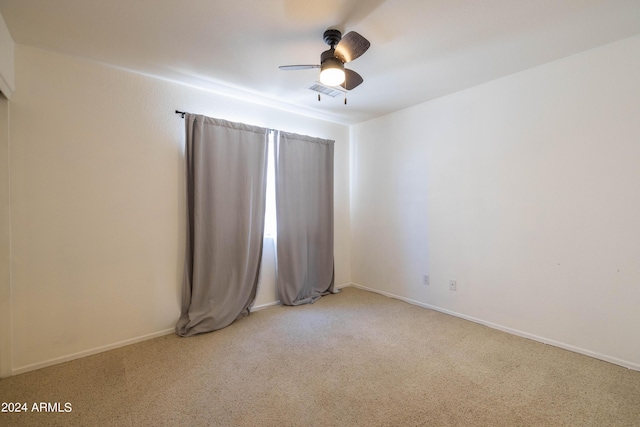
[344,96,347,105]
[318,94,321,101]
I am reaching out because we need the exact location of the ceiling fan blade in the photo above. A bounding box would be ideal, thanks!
[334,31,370,63]
[279,65,320,70]
[343,69,364,90]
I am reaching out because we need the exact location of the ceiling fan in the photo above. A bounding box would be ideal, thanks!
[279,29,370,92]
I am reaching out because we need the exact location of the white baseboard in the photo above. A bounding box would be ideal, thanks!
[349,283,640,372]
[252,300,280,311]
[12,285,353,377]
[251,282,352,309]
[21,281,608,377]
[12,328,176,376]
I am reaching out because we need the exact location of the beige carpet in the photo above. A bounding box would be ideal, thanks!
[1,287,639,426]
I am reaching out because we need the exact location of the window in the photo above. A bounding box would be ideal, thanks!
[264,131,277,236]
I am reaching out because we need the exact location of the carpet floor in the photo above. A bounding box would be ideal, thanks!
[1,287,639,426]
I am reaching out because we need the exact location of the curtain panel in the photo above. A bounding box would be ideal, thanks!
[275,131,335,305]
[176,114,268,337]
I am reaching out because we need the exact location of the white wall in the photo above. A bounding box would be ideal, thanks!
[0,13,14,99]
[0,95,11,378]
[351,35,640,369]
[0,10,14,378]
[9,44,350,372]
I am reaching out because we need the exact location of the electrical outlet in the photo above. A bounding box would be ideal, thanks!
[423,275,430,286]
[449,280,457,291]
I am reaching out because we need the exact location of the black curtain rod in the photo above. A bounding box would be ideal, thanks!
[173,112,285,135]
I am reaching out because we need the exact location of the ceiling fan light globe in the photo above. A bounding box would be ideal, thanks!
[320,57,346,86]
[320,68,345,86]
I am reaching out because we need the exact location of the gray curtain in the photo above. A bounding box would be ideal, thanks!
[176,114,268,337]
[275,131,335,305]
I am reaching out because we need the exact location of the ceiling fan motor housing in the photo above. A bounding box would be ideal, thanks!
[321,48,340,64]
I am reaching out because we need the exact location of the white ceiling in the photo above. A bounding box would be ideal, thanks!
[1,0,639,124]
